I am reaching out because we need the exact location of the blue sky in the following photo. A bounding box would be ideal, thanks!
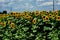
[0,0,60,13]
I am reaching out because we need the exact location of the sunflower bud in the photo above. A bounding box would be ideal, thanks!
[11,23,15,28]
[32,18,37,24]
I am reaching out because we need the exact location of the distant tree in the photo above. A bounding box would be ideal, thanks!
[3,10,7,14]
[0,12,3,14]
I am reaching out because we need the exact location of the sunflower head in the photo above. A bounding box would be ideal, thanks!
[4,14,9,17]
[34,11,40,16]
[0,22,3,26]
[3,22,6,27]
[11,23,15,28]
[55,10,59,16]
[23,11,30,15]
[45,16,49,21]
[48,14,52,18]
[32,18,37,24]
[15,14,20,18]
[22,13,26,17]
[25,15,29,18]
[8,20,11,24]
[25,15,32,20]
[51,15,55,19]
[42,15,46,20]
[11,12,16,16]
[42,11,45,14]
[56,16,60,21]
[29,16,33,21]
[55,10,59,13]
[46,12,49,15]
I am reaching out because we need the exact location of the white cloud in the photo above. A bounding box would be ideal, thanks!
[8,2,15,6]
[36,0,44,2]
[24,3,34,9]
[57,2,60,5]
[10,0,14,2]
[58,0,60,1]
[0,0,10,3]
[38,2,53,6]
[0,0,5,2]
[29,6,34,8]
[25,3,29,6]
[29,0,33,2]
[19,0,23,2]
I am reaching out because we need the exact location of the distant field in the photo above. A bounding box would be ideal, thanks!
[0,10,60,40]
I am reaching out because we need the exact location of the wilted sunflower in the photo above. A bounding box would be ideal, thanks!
[32,18,37,24]
[11,23,15,28]
[56,16,60,21]
[34,11,40,16]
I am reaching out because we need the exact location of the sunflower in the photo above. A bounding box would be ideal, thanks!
[55,10,59,16]
[34,11,40,16]
[48,14,52,18]
[40,12,42,15]
[22,13,25,17]
[3,22,6,27]
[23,11,30,15]
[0,16,2,18]
[51,15,55,19]
[29,16,33,21]
[0,22,3,26]
[11,23,15,28]
[32,18,37,24]
[42,11,45,15]
[15,15,19,18]
[24,15,32,20]
[19,13,22,17]
[0,14,2,17]
[46,12,49,15]
[56,16,60,21]
[24,15,30,19]
[8,20,11,24]
[3,14,9,17]
[42,15,46,20]
[11,12,16,16]
[45,16,49,21]
[5,14,9,17]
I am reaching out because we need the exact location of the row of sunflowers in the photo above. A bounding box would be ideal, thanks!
[0,10,60,40]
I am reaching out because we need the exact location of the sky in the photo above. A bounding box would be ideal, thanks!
[0,0,60,13]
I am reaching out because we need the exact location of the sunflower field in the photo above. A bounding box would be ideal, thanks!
[0,10,60,40]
